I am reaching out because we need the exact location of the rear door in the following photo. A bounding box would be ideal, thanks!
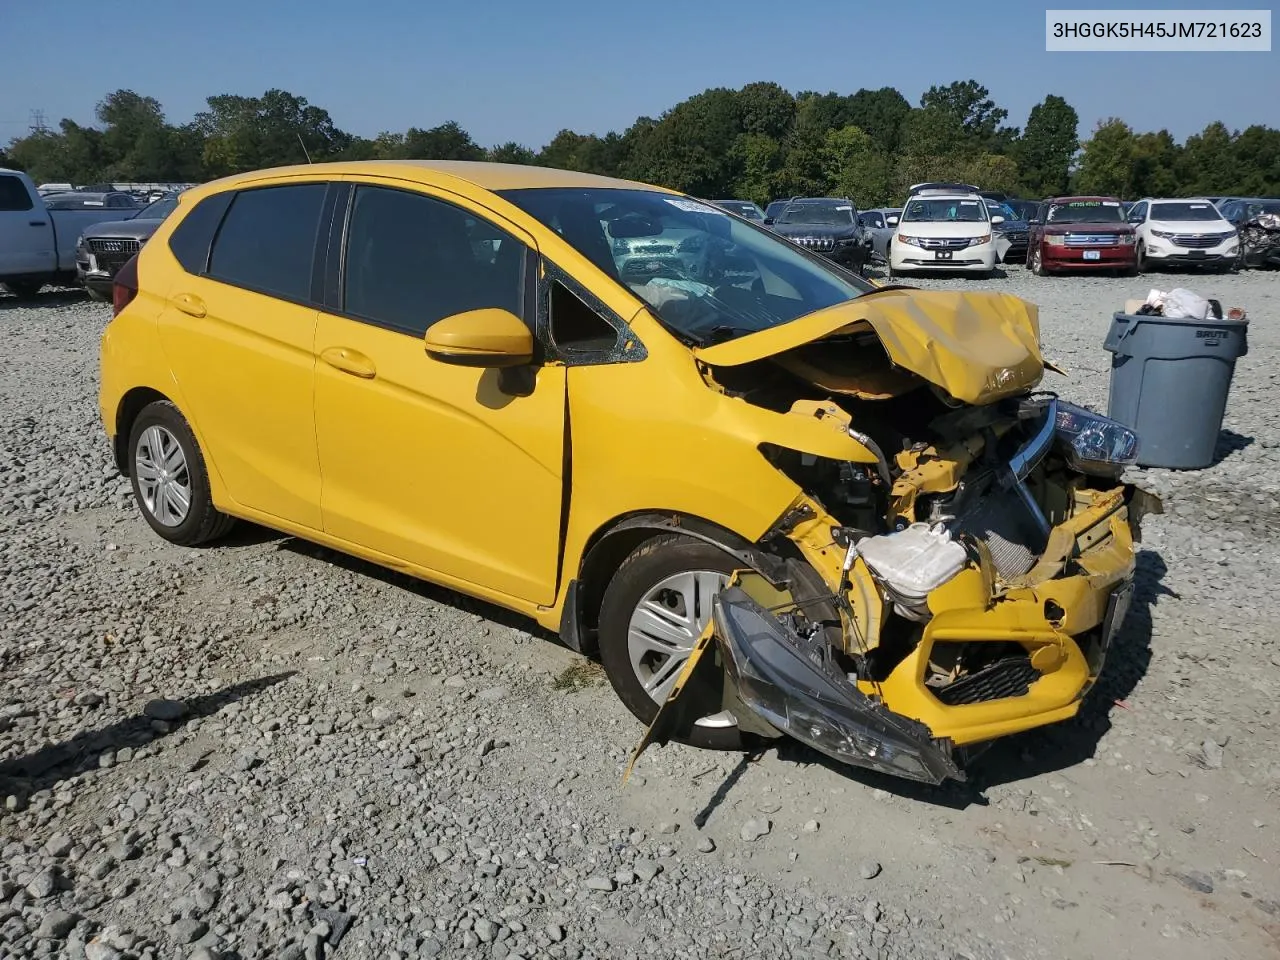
[313,181,567,604]
[0,172,55,277]
[157,181,329,528]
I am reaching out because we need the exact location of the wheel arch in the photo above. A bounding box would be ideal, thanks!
[113,386,173,476]
[557,510,790,655]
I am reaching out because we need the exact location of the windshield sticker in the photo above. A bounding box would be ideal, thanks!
[665,197,723,214]
[836,205,852,211]
[1103,201,1120,206]
[1065,201,1104,207]
[1190,204,1210,209]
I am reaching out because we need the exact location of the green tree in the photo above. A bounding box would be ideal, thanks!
[729,133,784,204]
[623,88,742,195]
[196,90,352,176]
[1231,125,1280,195]
[920,80,1009,145]
[821,126,893,206]
[1176,121,1236,195]
[1130,130,1180,197]
[1016,94,1078,196]
[1074,118,1137,196]
[400,121,484,161]
[736,81,795,139]
[488,142,536,165]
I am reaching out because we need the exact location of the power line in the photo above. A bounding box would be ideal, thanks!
[29,109,47,134]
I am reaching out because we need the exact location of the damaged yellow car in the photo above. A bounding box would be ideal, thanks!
[99,162,1156,784]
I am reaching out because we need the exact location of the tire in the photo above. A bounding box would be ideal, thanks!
[127,400,235,546]
[4,281,43,299]
[598,534,746,751]
[86,287,110,303]
[1133,241,1146,274]
[1029,245,1050,276]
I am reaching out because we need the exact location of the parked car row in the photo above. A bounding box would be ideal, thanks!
[1,167,183,298]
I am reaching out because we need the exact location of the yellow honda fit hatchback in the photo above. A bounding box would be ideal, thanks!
[100,161,1153,783]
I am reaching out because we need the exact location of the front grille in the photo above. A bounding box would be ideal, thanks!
[1003,231,1028,243]
[87,237,141,275]
[1167,232,1234,248]
[88,238,141,255]
[918,237,972,250]
[795,237,836,251]
[934,657,1041,705]
[1064,233,1121,246]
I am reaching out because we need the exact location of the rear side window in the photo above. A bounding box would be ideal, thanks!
[0,175,33,212]
[209,184,326,302]
[168,192,234,275]
[342,185,525,336]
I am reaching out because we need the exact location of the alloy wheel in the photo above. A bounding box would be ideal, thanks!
[134,425,192,527]
[626,569,735,727]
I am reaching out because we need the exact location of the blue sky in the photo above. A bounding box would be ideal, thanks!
[2,0,1276,148]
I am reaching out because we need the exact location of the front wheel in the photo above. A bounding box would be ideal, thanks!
[597,535,745,750]
[128,400,236,546]
[1028,246,1049,276]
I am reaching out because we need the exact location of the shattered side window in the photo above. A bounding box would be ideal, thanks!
[537,260,646,366]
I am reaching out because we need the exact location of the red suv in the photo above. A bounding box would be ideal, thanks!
[1027,196,1138,276]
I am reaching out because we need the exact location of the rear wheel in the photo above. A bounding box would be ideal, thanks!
[127,400,235,546]
[598,535,745,750]
[4,281,42,299]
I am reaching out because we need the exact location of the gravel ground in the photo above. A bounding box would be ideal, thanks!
[1,267,1278,960]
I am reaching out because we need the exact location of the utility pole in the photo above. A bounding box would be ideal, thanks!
[29,109,48,134]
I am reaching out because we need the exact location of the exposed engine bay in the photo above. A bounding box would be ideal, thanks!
[632,289,1159,785]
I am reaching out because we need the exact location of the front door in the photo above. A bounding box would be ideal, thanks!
[314,183,566,605]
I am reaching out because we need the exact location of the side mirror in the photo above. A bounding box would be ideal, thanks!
[885,215,899,225]
[424,308,533,368]
[991,215,1005,224]
[763,217,775,225]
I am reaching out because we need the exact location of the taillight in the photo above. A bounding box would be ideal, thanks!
[112,254,139,317]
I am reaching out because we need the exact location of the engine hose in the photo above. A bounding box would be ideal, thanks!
[847,428,893,490]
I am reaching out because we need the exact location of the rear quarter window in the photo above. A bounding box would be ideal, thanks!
[168,192,234,275]
[0,175,34,212]
[208,184,327,302]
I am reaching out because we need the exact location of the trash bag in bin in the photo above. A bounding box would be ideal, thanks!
[1103,311,1248,470]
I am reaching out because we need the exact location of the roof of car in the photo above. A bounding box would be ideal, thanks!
[1045,195,1120,203]
[201,160,672,196]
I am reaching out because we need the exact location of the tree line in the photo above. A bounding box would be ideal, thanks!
[3,83,1278,206]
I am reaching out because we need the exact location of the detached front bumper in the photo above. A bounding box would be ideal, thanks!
[630,483,1149,786]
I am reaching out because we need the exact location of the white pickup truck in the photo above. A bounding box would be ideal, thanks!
[0,168,135,298]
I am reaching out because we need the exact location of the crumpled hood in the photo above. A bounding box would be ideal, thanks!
[693,288,1045,404]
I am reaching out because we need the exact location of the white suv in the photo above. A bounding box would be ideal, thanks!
[889,190,999,277]
[1127,198,1239,271]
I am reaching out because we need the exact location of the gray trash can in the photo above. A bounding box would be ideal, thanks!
[1103,311,1248,469]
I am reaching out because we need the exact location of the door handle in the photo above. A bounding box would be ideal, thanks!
[173,293,207,318]
[320,346,376,379]
[29,220,47,227]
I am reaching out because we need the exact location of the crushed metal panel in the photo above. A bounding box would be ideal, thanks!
[692,289,1044,405]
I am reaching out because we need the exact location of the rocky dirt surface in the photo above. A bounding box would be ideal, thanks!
[1,269,1277,960]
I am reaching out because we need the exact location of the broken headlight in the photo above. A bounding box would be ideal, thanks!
[712,588,964,785]
[1054,401,1139,476]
